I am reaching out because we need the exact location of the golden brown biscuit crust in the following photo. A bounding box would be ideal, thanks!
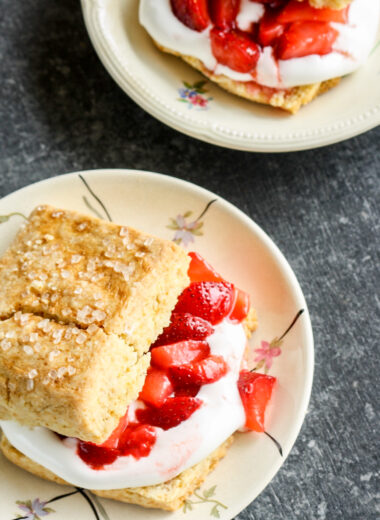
[0,205,190,349]
[0,205,190,442]
[0,313,150,442]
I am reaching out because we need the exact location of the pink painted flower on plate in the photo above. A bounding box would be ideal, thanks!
[172,214,201,247]
[254,340,281,371]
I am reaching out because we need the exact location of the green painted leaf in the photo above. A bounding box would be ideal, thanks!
[183,500,193,512]
[203,485,216,498]
[17,499,33,508]
[167,224,179,230]
[183,210,193,218]
[183,82,193,88]
[211,504,221,518]
[194,80,207,89]
[44,507,55,513]
[0,215,10,223]
[192,229,203,236]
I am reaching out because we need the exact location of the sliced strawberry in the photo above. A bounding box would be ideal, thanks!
[238,370,276,432]
[118,423,157,459]
[152,312,214,347]
[170,0,210,31]
[229,288,250,323]
[100,409,129,449]
[174,383,201,397]
[277,1,349,24]
[139,367,174,407]
[210,0,241,29]
[136,397,202,430]
[77,441,118,469]
[258,10,285,47]
[210,28,260,73]
[174,281,235,325]
[170,355,228,386]
[151,340,210,369]
[276,21,338,60]
[188,252,223,283]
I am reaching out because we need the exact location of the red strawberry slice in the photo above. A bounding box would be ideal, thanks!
[152,312,214,347]
[118,423,157,459]
[238,370,276,432]
[258,10,285,47]
[276,21,338,60]
[77,442,118,469]
[210,28,260,73]
[100,409,129,449]
[210,0,241,29]
[136,396,202,430]
[174,281,235,325]
[174,383,201,397]
[139,367,174,407]
[188,252,223,283]
[170,355,228,386]
[170,0,210,31]
[277,1,349,24]
[151,340,210,369]
[229,288,250,322]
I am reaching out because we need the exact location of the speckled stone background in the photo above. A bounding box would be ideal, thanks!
[1,1,379,519]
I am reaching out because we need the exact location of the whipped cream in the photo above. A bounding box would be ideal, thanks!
[139,0,380,88]
[1,320,247,489]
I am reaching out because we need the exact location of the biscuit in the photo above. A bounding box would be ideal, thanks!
[0,433,233,511]
[155,42,340,114]
[0,313,150,442]
[0,205,190,442]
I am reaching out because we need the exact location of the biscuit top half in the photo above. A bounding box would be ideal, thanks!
[0,205,190,442]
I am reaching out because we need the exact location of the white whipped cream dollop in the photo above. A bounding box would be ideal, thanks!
[139,0,380,88]
[1,320,247,489]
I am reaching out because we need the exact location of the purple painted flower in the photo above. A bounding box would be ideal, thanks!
[179,87,191,99]
[172,214,200,246]
[16,498,54,520]
[167,212,204,247]
[254,340,281,371]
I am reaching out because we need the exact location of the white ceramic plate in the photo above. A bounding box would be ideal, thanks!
[80,0,380,152]
[0,169,313,519]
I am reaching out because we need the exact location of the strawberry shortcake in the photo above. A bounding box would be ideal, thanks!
[0,206,279,511]
[139,0,380,112]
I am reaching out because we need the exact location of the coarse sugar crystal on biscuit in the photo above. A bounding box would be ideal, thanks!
[0,205,190,442]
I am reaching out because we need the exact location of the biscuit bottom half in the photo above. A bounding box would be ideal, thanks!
[155,41,341,114]
[0,433,233,511]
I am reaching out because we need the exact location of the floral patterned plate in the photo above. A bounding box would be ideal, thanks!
[80,0,380,152]
[0,169,314,519]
